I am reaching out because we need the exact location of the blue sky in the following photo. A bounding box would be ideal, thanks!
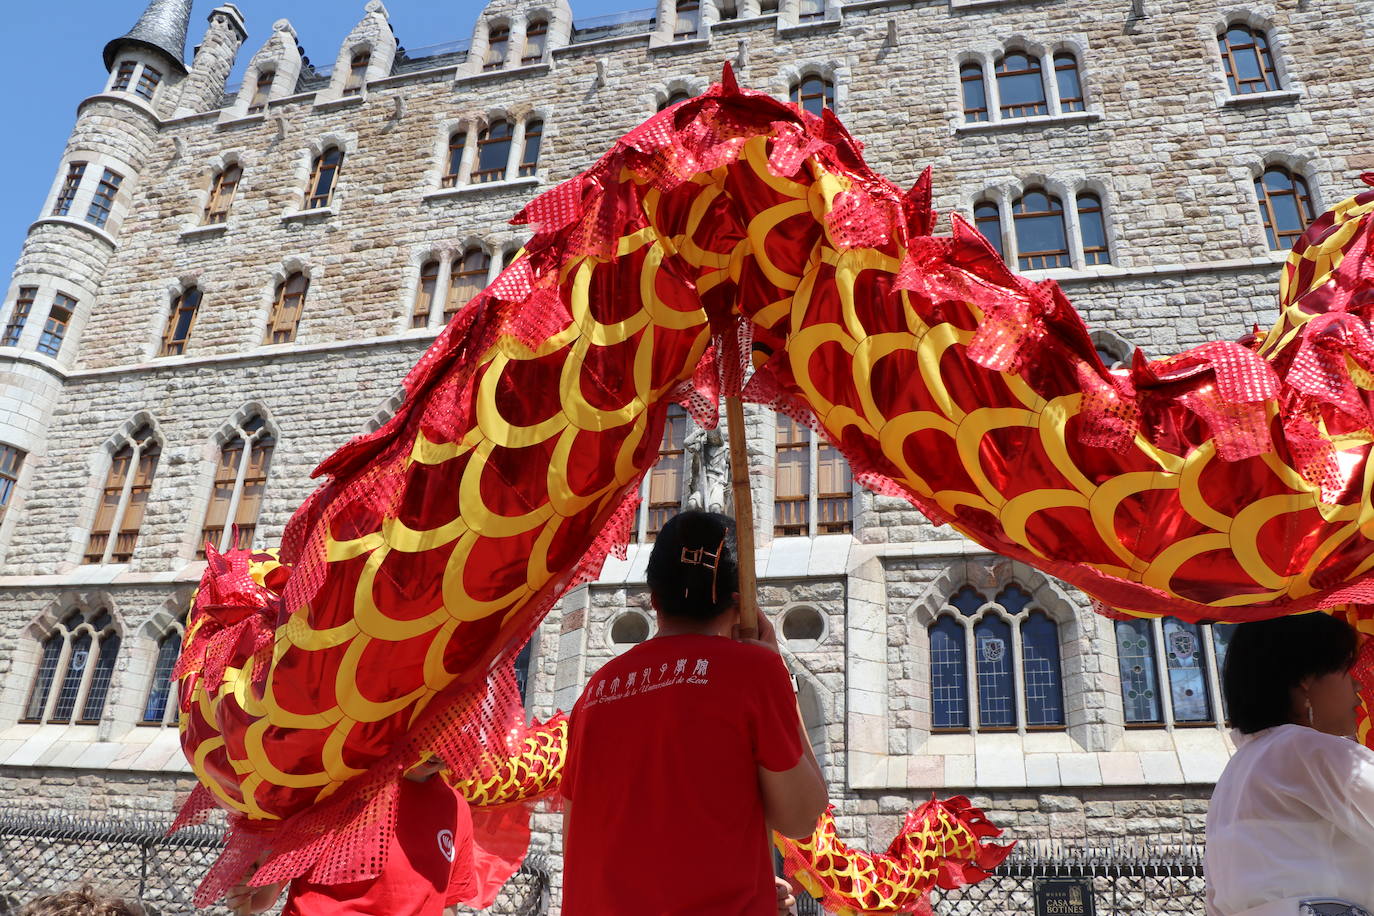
[0,0,644,274]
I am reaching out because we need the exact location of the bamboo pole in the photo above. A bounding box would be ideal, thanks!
[726,395,760,640]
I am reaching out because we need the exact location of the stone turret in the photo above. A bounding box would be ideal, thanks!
[103,0,194,74]
[175,4,248,116]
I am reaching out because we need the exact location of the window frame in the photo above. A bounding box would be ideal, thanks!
[1054,52,1085,112]
[443,130,467,188]
[247,69,274,114]
[1115,616,1235,728]
[199,415,276,557]
[789,74,835,117]
[112,60,137,92]
[472,121,513,184]
[160,286,202,357]
[519,120,543,179]
[960,62,989,123]
[773,415,854,538]
[52,162,86,218]
[995,51,1049,119]
[447,248,491,318]
[674,0,701,39]
[645,405,688,541]
[22,609,121,726]
[84,424,162,565]
[413,259,441,329]
[1219,24,1280,95]
[1077,192,1111,265]
[485,25,509,70]
[3,287,35,347]
[522,19,548,64]
[204,164,242,225]
[1255,166,1315,250]
[344,50,370,96]
[1012,188,1071,271]
[140,623,184,727]
[306,148,343,210]
[135,65,162,101]
[86,168,124,228]
[37,294,75,358]
[265,272,308,345]
[0,444,25,525]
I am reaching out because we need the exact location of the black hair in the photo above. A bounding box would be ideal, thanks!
[1222,613,1358,734]
[646,511,739,621]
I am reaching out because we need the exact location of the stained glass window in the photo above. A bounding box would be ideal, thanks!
[142,630,182,724]
[1164,618,1212,723]
[1021,610,1064,727]
[975,615,1015,728]
[930,616,969,729]
[1115,618,1161,723]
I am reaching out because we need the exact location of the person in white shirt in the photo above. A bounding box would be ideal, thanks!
[1206,613,1371,916]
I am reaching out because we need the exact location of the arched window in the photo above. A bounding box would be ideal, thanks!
[799,0,826,20]
[660,89,693,112]
[1114,616,1234,725]
[444,130,466,188]
[265,272,308,345]
[160,286,202,357]
[974,200,1004,259]
[53,162,86,218]
[485,25,509,70]
[142,623,184,726]
[87,169,123,228]
[522,19,548,64]
[203,163,242,225]
[1219,24,1279,95]
[1077,193,1110,265]
[413,260,440,329]
[85,424,160,564]
[643,405,688,541]
[1255,166,1314,250]
[790,75,834,117]
[307,148,343,210]
[674,0,701,39]
[344,50,370,95]
[995,52,1047,118]
[960,62,988,122]
[37,294,75,358]
[248,69,274,114]
[519,120,543,179]
[3,287,34,347]
[928,583,1064,732]
[23,609,120,725]
[473,121,513,184]
[1054,53,1084,112]
[1013,189,1069,270]
[448,247,490,318]
[199,415,275,557]
[930,616,969,729]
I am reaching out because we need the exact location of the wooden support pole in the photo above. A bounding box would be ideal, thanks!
[726,395,759,640]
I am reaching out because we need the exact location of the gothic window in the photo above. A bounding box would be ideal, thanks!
[204,164,242,225]
[523,19,548,64]
[0,444,24,524]
[816,438,851,534]
[37,294,74,358]
[413,260,440,329]
[928,584,1064,732]
[790,75,834,117]
[53,162,86,217]
[199,415,275,557]
[960,63,988,122]
[660,89,692,112]
[1013,189,1070,270]
[995,52,1047,118]
[974,201,1004,259]
[141,622,184,726]
[344,50,369,95]
[1077,193,1110,265]
[307,148,343,209]
[1054,53,1085,112]
[1115,616,1235,725]
[799,0,826,20]
[519,120,543,178]
[448,248,490,317]
[675,0,701,38]
[473,121,513,183]
[265,272,308,345]
[160,287,202,357]
[84,424,160,564]
[443,130,466,187]
[112,60,137,92]
[1255,167,1314,250]
[3,287,35,347]
[86,168,123,228]
[774,415,810,537]
[717,0,740,20]
[135,65,163,101]
[485,25,509,70]
[248,69,274,113]
[646,405,688,541]
[23,609,120,725]
[1219,24,1280,95]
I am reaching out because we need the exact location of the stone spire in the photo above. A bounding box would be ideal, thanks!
[103,0,194,74]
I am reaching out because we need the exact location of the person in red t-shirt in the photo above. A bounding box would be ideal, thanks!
[561,510,829,915]
[226,756,476,916]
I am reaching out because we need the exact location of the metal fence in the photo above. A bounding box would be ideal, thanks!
[796,839,1206,915]
[0,812,549,916]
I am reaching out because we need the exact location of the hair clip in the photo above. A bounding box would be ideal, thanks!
[681,537,727,603]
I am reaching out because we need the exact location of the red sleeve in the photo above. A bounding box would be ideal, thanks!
[560,697,582,800]
[749,650,804,772]
[444,792,477,906]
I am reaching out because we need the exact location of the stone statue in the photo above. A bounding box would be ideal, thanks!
[685,423,728,514]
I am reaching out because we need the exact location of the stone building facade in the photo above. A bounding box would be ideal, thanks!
[0,0,1368,909]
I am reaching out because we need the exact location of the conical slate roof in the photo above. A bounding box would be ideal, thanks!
[103,0,193,74]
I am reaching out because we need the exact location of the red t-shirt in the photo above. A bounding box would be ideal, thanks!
[284,775,476,915]
[561,634,803,915]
